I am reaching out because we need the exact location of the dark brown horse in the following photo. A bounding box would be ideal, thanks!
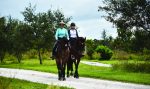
[55,37,70,81]
[67,37,86,78]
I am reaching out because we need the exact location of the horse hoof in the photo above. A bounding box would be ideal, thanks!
[74,75,79,79]
[70,73,73,76]
[67,75,69,78]
[63,77,66,81]
[58,77,61,81]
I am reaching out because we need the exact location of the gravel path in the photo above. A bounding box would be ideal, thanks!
[80,61,111,67]
[0,68,150,89]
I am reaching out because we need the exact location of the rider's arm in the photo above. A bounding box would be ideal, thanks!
[55,29,59,40]
[76,29,79,38]
[66,29,69,40]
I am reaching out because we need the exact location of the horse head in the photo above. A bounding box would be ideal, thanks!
[58,37,69,49]
[77,37,86,51]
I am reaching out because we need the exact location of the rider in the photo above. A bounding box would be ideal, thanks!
[51,20,69,59]
[68,22,79,59]
[68,22,79,46]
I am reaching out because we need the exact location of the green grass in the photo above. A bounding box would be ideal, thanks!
[0,59,150,85]
[0,76,73,89]
[87,59,149,64]
[0,76,47,89]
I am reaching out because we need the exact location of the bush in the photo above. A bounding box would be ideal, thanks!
[23,49,38,59]
[95,45,113,60]
[0,77,12,89]
[112,61,150,73]
[142,48,150,61]
[87,49,94,59]
[112,50,130,60]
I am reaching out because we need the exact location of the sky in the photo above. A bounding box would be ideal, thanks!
[0,0,117,40]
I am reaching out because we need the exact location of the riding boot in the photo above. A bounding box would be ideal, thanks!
[51,42,57,60]
[51,50,55,60]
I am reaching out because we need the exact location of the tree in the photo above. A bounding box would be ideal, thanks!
[102,29,106,41]
[4,16,29,63]
[101,29,114,48]
[85,40,95,59]
[101,29,109,46]
[0,17,7,63]
[12,21,33,63]
[99,0,150,50]
[22,4,71,64]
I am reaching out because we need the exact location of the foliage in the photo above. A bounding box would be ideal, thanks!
[21,4,71,64]
[112,61,150,73]
[85,40,95,59]
[99,0,150,51]
[0,17,7,63]
[131,30,150,51]
[101,29,114,48]
[96,45,113,60]
[0,76,48,89]
[112,50,129,60]
[0,3,71,64]
[47,85,74,89]
[0,76,73,89]
[142,48,150,61]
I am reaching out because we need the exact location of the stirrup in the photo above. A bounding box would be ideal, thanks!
[71,55,75,60]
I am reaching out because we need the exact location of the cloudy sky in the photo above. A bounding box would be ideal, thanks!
[0,0,117,39]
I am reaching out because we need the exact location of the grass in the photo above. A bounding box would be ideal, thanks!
[112,61,150,73]
[0,77,47,89]
[0,76,73,89]
[0,59,150,85]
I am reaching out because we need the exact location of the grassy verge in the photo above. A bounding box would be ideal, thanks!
[0,59,150,85]
[0,76,47,89]
[0,76,73,89]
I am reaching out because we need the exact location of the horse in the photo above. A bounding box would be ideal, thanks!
[55,37,70,81]
[67,37,86,78]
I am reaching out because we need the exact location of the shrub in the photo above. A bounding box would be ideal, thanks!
[0,77,12,89]
[95,45,113,60]
[23,49,38,59]
[142,48,150,61]
[87,49,94,59]
[112,61,150,73]
[112,50,131,60]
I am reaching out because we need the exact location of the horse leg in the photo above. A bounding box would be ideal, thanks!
[62,63,67,81]
[70,59,74,76]
[74,59,80,78]
[67,61,70,77]
[55,59,61,80]
[67,55,71,77]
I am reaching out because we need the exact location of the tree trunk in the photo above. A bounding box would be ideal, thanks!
[0,57,3,63]
[0,52,5,63]
[16,52,22,63]
[38,47,42,65]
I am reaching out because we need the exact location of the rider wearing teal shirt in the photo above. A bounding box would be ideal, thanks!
[55,28,69,40]
[51,21,69,59]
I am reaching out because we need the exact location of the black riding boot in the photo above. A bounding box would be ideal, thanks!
[51,42,57,60]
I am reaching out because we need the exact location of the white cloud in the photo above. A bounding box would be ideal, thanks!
[0,0,117,39]
[75,18,117,40]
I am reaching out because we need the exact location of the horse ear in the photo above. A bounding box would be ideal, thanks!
[84,37,86,40]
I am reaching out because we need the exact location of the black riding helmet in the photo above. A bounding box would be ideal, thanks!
[70,22,75,26]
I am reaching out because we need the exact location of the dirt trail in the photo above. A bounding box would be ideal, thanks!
[0,68,150,89]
